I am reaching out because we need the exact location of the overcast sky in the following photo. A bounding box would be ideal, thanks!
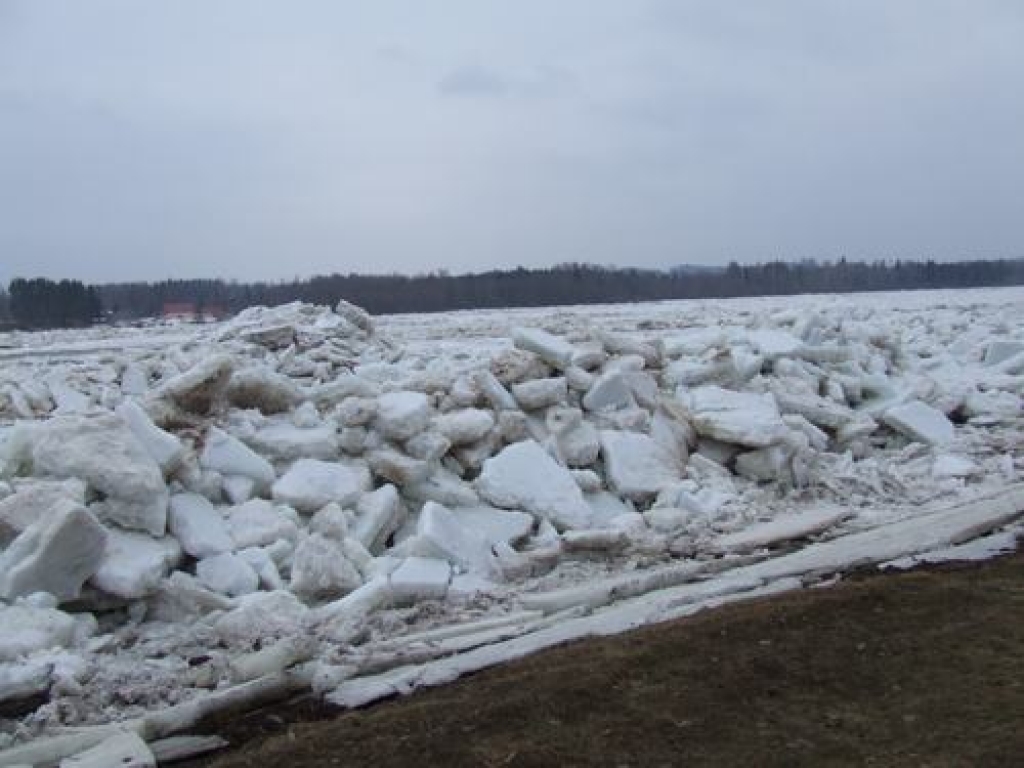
[1,1,1022,284]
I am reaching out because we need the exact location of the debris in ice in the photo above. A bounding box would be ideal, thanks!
[225,367,303,414]
[153,353,234,415]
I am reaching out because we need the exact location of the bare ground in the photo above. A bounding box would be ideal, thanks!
[183,551,1024,768]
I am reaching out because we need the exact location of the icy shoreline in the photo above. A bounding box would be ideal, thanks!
[0,288,1020,765]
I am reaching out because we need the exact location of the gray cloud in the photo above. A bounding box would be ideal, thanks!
[0,0,1022,285]
[438,64,510,98]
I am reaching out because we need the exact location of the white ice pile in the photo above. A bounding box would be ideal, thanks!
[0,288,1021,763]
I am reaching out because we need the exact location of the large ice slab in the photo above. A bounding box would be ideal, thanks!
[59,731,156,768]
[153,353,234,414]
[271,458,371,513]
[290,534,363,598]
[375,392,431,441]
[0,604,79,662]
[31,414,169,536]
[0,478,86,545]
[0,500,107,602]
[512,328,576,369]
[476,441,593,530]
[407,502,498,576]
[226,500,300,549]
[680,386,790,448]
[168,493,233,559]
[434,409,495,446]
[199,427,276,489]
[90,529,183,599]
[882,400,955,445]
[599,430,681,501]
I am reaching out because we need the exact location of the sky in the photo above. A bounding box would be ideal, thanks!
[1,1,1023,285]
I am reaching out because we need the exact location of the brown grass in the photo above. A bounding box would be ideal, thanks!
[184,552,1024,768]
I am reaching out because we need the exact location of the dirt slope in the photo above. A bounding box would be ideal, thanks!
[185,552,1024,767]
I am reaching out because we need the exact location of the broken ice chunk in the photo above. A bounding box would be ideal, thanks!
[476,440,593,530]
[31,414,169,536]
[680,385,790,448]
[375,391,432,441]
[0,500,107,602]
[90,529,183,599]
[512,327,576,369]
[882,400,955,445]
[271,458,371,513]
[290,533,363,599]
[407,501,499,576]
[389,556,451,603]
[200,426,276,489]
[196,552,260,597]
[168,493,233,559]
[227,499,300,549]
[599,430,681,501]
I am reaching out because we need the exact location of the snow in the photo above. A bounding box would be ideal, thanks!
[0,288,1021,759]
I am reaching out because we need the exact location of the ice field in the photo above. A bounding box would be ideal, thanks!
[0,287,1021,765]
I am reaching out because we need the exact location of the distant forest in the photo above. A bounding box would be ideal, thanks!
[1,258,1022,330]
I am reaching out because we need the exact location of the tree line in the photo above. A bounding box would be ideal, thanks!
[1,278,102,330]
[1,257,1022,329]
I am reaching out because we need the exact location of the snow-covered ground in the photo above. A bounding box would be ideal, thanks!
[0,288,1021,765]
